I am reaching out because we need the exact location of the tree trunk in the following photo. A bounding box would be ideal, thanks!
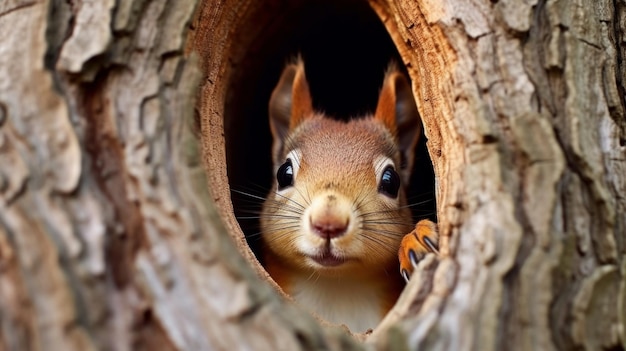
[1,0,624,351]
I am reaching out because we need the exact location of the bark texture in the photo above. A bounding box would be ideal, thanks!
[0,0,624,351]
[0,1,359,350]
[364,1,626,350]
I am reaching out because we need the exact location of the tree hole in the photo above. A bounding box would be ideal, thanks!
[224,0,437,261]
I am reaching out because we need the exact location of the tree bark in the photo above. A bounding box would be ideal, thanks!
[0,1,624,351]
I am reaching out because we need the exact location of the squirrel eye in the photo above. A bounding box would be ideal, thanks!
[277,159,294,190]
[378,165,400,198]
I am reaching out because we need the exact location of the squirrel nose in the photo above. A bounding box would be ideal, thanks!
[311,215,349,239]
[308,193,351,239]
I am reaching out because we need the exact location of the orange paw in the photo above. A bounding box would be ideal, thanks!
[398,219,439,282]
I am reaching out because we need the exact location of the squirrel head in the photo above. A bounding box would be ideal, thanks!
[262,58,422,278]
[268,58,422,184]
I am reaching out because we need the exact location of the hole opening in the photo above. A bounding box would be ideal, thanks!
[224,0,437,261]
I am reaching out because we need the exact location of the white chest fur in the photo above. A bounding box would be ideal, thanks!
[290,275,385,333]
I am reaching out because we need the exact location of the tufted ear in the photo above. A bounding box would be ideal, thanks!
[374,65,422,183]
[268,58,313,164]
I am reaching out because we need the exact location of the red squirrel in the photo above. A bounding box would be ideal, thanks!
[260,58,439,332]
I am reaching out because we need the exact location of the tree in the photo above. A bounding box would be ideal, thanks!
[0,0,624,350]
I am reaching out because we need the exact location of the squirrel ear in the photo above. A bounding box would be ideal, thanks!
[268,58,313,162]
[374,66,422,183]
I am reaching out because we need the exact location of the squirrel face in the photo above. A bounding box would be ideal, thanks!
[260,58,423,331]
[263,115,411,276]
[261,58,422,279]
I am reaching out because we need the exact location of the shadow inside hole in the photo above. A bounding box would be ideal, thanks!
[224,0,436,260]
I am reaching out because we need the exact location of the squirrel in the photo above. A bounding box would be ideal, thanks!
[260,58,439,333]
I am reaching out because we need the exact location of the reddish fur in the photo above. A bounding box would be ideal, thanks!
[289,62,313,129]
[374,71,400,135]
[398,220,439,276]
[261,58,430,332]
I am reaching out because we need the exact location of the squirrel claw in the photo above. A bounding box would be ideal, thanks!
[398,219,439,281]
[423,236,439,254]
[401,269,410,283]
[408,249,423,268]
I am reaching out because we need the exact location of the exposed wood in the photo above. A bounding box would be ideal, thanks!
[0,0,624,350]
[366,0,626,350]
[192,0,626,349]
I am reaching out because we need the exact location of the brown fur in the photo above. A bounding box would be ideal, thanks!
[261,58,421,332]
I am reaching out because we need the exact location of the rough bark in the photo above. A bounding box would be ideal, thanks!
[0,1,624,351]
[0,0,361,350]
[364,1,626,350]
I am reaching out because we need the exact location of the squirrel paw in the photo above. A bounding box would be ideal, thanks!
[398,219,439,283]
